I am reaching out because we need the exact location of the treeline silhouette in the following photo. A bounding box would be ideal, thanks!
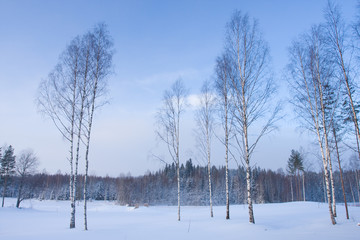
[2,159,359,206]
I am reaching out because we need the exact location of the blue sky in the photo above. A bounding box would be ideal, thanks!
[0,0,358,176]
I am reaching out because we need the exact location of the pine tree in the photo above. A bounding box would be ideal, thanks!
[1,145,16,207]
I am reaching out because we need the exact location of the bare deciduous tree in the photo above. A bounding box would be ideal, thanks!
[37,36,81,228]
[214,53,232,220]
[325,1,360,163]
[36,23,113,229]
[225,10,281,224]
[82,23,113,231]
[15,149,39,208]
[195,80,216,217]
[156,79,188,221]
[287,25,336,225]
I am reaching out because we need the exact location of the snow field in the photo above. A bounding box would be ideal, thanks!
[0,198,359,240]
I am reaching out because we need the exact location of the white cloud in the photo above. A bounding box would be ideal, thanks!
[187,94,201,108]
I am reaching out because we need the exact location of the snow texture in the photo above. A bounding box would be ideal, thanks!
[0,198,359,240]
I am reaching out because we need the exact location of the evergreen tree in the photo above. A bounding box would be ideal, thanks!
[1,145,16,207]
[287,150,304,201]
[287,150,296,201]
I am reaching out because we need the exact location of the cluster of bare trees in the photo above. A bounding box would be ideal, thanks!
[27,0,360,229]
[287,1,360,225]
[156,2,360,226]
[36,23,113,230]
[156,10,280,224]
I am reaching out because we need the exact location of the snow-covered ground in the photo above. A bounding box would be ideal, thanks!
[0,198,359,240]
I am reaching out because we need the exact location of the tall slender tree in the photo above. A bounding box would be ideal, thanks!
[224,10,281,224]
[37,36,81,228]
[214,53,232,220]
[36,23,113,229]
[195,80,216,217]
[288,24,336,224]
[325,1,360,164]
[156,79,188,221]
[82,23,113,231]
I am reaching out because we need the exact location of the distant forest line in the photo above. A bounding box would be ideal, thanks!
[2,159,360,206]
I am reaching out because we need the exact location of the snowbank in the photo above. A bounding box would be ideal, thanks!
[0,198,359,240]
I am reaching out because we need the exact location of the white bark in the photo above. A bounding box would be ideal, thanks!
[287,28,336,224]
[215,54,231,220]
[156,79,187,221]
[225,11,279,224]
[325,2,360,164]
[195,80,215,218]
[83,23,113,231]
[36,24,114,229]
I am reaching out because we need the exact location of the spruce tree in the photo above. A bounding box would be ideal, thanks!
[1,145,16,207]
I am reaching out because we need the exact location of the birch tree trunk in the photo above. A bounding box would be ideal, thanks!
[214,54,231,220]
[225,130,230,219]
[175,101,181,222]
[316,125,336,225]
[243,95,254,223]
[207,133,213,218]
[72,37,91,229]
[177,161,180,221]
[327,152,336,216]
[317,66,337,218]
[83,118,92,229]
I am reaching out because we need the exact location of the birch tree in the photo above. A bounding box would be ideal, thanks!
[195,80,216,217]
[37,36,81,228]
[287,25,337,224]
[82,23,113,230]
[37,23,113,229]
[225,10,280,224]
[325,1,360,163]
[156,79,188,221]
[37,29,99,229]
[214,53,232,219]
